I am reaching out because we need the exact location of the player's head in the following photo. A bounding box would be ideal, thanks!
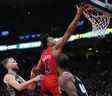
[1,57,19,71]
[47,37,56,47]
[57,53,69,70]
[40,33,56,50]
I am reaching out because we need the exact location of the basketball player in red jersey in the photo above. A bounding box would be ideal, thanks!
[31,6,83,96]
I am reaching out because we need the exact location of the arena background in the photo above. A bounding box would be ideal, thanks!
[0,0,112,96]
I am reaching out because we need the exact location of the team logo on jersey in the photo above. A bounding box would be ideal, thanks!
[41,55,51,62]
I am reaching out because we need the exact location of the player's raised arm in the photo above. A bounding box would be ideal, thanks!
[53,6,82,50]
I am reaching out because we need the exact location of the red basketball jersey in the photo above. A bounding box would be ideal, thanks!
[40,47,57,75]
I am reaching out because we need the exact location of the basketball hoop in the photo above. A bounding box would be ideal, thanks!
[82,4,111,38]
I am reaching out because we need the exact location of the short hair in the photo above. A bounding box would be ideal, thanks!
[1,57,13,67]
[40,33,49,50]
[57,53,69,70]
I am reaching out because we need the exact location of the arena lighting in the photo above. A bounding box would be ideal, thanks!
[7,45,18,50]
[0,28,112,51]
[78,21,84,26]
[0,45,7,51]
[0,41,42,51]
[18,41,41,49]
[0,31,9,37]
[75,28,112,39]
[19,34,41,40]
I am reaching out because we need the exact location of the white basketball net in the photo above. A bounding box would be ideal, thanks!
[83,4,111,38]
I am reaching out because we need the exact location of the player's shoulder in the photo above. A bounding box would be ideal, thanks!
[4,73,14,79]
[63,71,74,76]
[62,71,74,80]
[4,73,15,83]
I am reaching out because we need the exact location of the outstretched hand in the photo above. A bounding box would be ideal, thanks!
[30,70,36,78]
[75,4,84,16]
[33,75,44,82]
[30,67,38,78]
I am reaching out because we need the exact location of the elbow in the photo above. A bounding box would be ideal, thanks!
[16,87,22,91]
[27,83,36,90]
[16,85,25,91]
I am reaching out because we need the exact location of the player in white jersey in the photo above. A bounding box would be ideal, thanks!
[1,57,42,96]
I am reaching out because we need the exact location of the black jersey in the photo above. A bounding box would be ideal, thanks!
[74,76,88,96]
[59,71,88,96]
[4,71,25,96]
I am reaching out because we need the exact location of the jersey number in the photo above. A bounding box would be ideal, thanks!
[45,59,50,73]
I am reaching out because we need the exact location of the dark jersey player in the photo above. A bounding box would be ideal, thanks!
[31,6,83,96]
[57,53,88,96]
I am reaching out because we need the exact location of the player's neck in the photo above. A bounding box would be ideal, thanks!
[8,69,16,74]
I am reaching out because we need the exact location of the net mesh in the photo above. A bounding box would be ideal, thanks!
[83,4,111,38]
